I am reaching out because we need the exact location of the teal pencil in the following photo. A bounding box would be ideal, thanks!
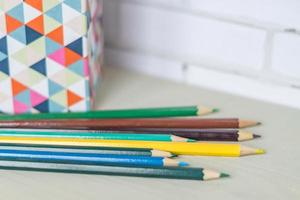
[0,130,194,142]
[0,160,229,181]
[0,143,176,158]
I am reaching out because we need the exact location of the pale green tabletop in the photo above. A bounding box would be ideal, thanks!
[0,67,299,200]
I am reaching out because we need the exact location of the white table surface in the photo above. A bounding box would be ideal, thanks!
[1,67,299,200]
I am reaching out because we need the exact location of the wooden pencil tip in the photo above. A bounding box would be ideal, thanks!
[164,158,188,167]
[196,106,216,116]
[151,150,175,158]
[171,135,193,142]
[239,120,261,128]
[203,169,226,180]
[240,146,266,156]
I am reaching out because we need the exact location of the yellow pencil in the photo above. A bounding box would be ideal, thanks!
[0,136,265,157]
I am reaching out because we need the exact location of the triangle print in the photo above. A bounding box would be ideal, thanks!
[6,4,25,23]
[23,2,42,24]
[48,47,81,67]
[0,0,97,114]
[34,100,49,112]
[27,15,44,35]
[0,58,9,75]
[15,89,31,106]
[30,59,47,76]
[5,14,23,33]
[67,89,83,107]
[30,89,47,106]
[24,0,43,12]
[46,26,64,45]
[64,0,82,12]
[46,4,62,23]
[11,79,28,96]
[25,26,43,44]
[0,36,8,55]
[13,99,29,114]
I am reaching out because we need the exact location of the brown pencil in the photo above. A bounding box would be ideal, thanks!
[0,118,261,129]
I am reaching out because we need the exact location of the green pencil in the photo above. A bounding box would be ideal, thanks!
[0,160,229,181]
[0,130,194,142]
[0,105,218,120]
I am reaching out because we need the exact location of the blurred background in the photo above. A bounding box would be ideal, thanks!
[102,0,300,109]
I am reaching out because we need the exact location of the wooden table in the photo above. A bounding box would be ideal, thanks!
[1,67,299,200]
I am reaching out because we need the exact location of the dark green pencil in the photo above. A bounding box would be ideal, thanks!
[0,160,229,181]
[0,105,218,120]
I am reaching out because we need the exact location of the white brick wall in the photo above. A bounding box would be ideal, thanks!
[103,0,300,109]
[105,48,185,81]
[104,0,266,71]
[187,0,300,29]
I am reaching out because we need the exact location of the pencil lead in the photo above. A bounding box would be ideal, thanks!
[179,161,189,167]
[253,134,261,138]
[212,108,220,113]
[255,149,266,155]
[220,173,230,178]
[187,139,196,142]
[170,154,178,158]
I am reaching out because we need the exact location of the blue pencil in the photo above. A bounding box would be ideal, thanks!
[0,149,188,167]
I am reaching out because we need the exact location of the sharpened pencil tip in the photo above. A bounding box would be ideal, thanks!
[197,106,216,116]
[179,161,189,167]
[172,135,194,142]
[253,134,261,138]
[220,173,230,178]
[239,120,261,128]
[170,154,178,158]
[257,122,262,125]
[256,149,266,154]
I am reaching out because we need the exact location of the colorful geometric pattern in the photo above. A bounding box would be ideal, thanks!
[0,0,103,113]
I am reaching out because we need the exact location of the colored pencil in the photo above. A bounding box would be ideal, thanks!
[100,128,261,142]
[0,136,266,157]
[0,160,229,181]
[0,143,176,157]
[0,130,193,142]
[0,149,186,167]
[0,118,261,129]
[0,106,218,120]
[0,128,260,142]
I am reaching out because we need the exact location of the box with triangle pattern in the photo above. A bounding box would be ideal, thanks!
[0,0,103,113]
